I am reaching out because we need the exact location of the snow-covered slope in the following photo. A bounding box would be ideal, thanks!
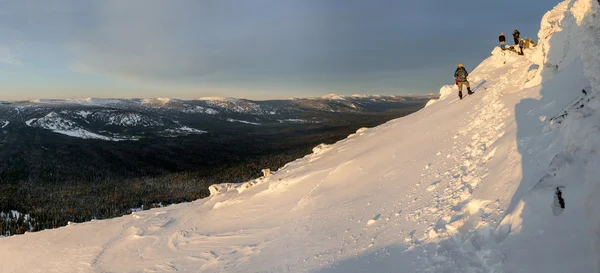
[1,1,600,272]
[21,110,207,141]
[25,112,126,141]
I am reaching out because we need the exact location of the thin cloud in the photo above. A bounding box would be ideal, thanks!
[0,47,22,65]
[0,0,560,98]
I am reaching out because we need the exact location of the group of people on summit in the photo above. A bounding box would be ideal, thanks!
[499,29,529,55]
[453,29,531,100]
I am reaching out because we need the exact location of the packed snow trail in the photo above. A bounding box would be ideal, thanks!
[1,0,600,272]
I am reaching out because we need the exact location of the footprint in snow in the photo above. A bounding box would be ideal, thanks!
[367,213,381,225]
[427,180,441,192]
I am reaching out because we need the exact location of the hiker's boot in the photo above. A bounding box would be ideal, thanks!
[467,88,473,95]
[459,91,463,100]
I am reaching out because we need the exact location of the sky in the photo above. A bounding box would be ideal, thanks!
[0,0,560,100]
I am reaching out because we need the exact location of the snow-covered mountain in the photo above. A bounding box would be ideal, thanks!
[0,94,432,141]
[11,94,431,115]
[21,109,204,141]
[1,0,599,272]
[25,112,130,141]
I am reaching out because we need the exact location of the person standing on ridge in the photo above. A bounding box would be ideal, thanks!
[513,29,520,45]
[499,32,506,50]
[519,39,525,55]
[454,64,472,100]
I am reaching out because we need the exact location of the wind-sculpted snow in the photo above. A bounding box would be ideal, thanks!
[1,1,599,272]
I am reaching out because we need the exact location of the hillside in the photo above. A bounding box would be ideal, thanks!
[1,0,599,272]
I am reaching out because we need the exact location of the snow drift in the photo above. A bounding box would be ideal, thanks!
[1,0,600,272]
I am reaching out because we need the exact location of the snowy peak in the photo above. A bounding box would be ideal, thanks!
[141,97,175,106]
[321,93,347,101]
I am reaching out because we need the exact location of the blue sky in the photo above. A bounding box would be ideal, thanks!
[0,0,559,100]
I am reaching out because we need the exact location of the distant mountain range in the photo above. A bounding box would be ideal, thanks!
[0,94,438,141]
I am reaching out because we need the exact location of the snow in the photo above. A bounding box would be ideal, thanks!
[76,110,92,118]
[105,113,152,127]
[205,108,219,115]
[25,111,205,139]
[141,98,173,105]
[156,97,171,104]
[68,98,124,105]
[176,126,206,133]
[0,120,8,128]
[182,105,219,115]
[0,210,34,235]
[227,118,261,125]
[278,119,320,124]
[88,111,166,127]
[25,112,127,141]
[0,210,31,222]
[24,118,35,126]
[161,126,207,137]
[424,99,437,107]
[322,93,347,101]
[199,99,264,114]
[1,1,600,272]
